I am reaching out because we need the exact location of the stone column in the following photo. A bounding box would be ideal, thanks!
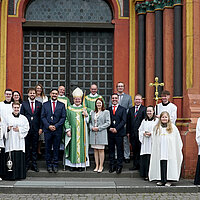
[145,7,155,106]
[163,8,174,98]
[138,13,145,97]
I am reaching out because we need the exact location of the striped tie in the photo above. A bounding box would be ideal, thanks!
[135,106,138,117]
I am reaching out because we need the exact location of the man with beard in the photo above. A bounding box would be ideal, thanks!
[20,88,42,172]
[41,89,66,173]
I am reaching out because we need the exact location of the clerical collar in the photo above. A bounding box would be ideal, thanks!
[4,100,11,104]
[162,102,170,106]
[73,104,82,107]
[89,93,98,97]
[12,112,20,118]
[147,117,154,121]
[161,123,167,128]
[58,95,65,97]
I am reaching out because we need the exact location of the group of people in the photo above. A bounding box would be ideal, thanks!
[0,82,184,187]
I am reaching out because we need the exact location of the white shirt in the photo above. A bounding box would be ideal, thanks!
[117,93,124,104]
[112,104,119,112]
[28,98,36,112]
[135,104,141,113]
[51,100,57,113]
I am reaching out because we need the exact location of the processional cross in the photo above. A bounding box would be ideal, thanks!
[149,77,164,114]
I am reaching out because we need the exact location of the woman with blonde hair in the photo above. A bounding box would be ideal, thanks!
[149,111,183,186]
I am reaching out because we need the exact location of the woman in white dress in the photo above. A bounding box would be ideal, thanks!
[90,98,110,173]
[139,105,158,180]
[149,111,183,186]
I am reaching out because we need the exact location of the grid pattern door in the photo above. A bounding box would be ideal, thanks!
[70,31,113,104]
[23,30,68,98]
[23,29,113,105]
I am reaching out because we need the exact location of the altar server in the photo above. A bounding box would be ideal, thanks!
[156,90,177,124]
[4,102,29,180]
[149,111,183,186]
[139,105,158,180]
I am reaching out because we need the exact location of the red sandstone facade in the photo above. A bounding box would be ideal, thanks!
[0,0,199,178]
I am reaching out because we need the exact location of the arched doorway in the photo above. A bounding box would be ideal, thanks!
[23,0,114,104]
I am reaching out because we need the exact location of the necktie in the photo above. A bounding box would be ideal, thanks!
[31,102,34,114]
[113,105,116,115]
[52,102,55,113]
[135,106,138,117]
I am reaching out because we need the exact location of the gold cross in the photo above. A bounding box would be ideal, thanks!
[149,77,164,105]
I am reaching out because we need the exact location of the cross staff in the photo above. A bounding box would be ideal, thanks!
[149,77,164,115]
[82,90,87,172]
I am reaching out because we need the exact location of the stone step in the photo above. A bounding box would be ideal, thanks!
[27,168,140,178]
[27,160,139,178]
[0,177,197,194]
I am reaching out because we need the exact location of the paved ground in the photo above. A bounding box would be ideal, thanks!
[0,193,199,200]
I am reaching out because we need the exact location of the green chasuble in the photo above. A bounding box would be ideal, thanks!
[85,94,105,111]
[57,96,71,109]
[64,105,91,166]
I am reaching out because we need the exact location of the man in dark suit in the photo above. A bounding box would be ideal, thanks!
[41,89,66,173]
[20,88,42,172]
[108,93,127,174]
[127,94,146,170]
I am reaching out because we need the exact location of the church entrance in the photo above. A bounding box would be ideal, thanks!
[22,0,114,105]
[23,28,113,104]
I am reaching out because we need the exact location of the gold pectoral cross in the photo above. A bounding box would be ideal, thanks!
[149,77,164,105]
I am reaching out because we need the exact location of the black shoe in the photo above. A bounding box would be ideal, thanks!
[124,159,130,163]
[129,166,138,171]
[31,166,39,172]
[47,167,53,173]
[116,167,122,174]
[78,168,84,172]
[69,167,75,171]
[109,167,116,173]
[53,166,58,173]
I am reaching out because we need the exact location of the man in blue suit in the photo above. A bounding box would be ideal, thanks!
[108,93,127,174]
[41,89,66,173]
[20,88,42,172]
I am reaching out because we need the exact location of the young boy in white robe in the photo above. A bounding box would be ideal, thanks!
[4,102,29,180]
[194,117,200,185]
[149,111,183,186]
[139,106,158,180]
